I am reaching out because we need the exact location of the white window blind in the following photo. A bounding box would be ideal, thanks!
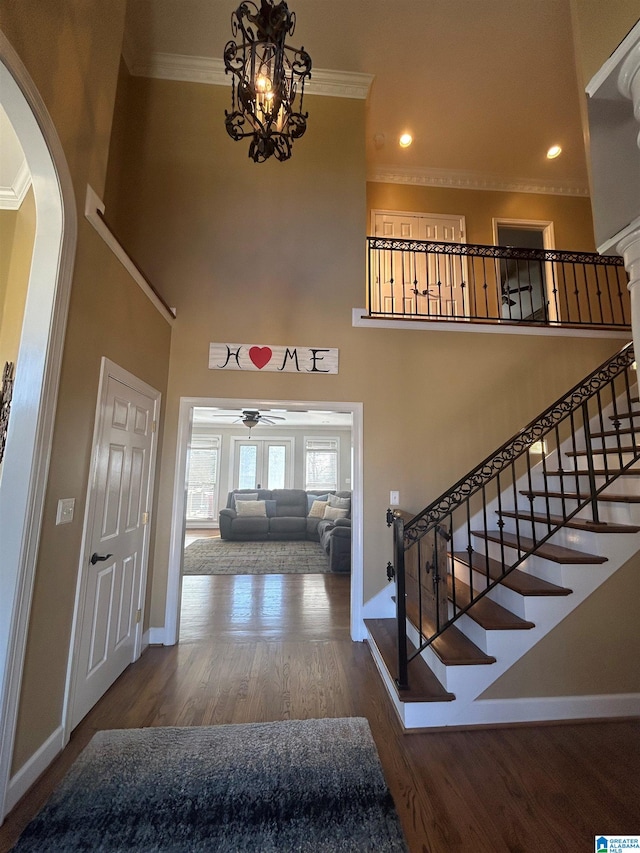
[186,434,220,521]
[305,438,339,491]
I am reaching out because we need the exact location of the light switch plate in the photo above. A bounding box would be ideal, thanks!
[390,490,400,506]
[56,498,75,525]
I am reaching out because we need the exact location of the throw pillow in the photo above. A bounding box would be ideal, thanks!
[265,499,277,518]
[308,499,329,519]
[234,492,258,508]
[328,494,350,511]
[235,500,267,517]
[323,505,348,521]
[307,493,328,511]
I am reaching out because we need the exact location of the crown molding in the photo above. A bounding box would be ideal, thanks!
[0,156,31,210]
[123,51,373,99]
[367,165,589,197]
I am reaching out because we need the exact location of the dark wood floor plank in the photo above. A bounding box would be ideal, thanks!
[0,571,637,853]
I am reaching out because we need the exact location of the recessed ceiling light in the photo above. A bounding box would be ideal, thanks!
[546,144,562,159]
[399,133,413,148]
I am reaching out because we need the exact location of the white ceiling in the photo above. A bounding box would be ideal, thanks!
[123,0,589,195]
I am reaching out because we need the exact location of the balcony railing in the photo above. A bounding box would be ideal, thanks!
[366,237,631,329]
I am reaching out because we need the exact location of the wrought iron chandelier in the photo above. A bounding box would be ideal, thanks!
[224,0,312,163]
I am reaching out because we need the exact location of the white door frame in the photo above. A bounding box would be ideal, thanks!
[164,397,364,645]
[492,217,557,321]
[0,34,77,821]
[63,359,161,740]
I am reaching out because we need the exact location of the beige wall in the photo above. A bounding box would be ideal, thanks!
[0,188,35,373]
[103,71,625,636]
[0,4,173,772]
[367,182,596,250]
[482,551,640,697]
[571,0,640,87]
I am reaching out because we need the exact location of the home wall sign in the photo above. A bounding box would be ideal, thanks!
[209,343,338,374]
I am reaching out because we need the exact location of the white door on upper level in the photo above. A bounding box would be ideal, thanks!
[68,360,160,731]
[371,210,466,317]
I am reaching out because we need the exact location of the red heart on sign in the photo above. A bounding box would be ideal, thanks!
[248,346,273,369]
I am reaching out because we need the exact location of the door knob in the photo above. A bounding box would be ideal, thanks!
[90,552,113,565]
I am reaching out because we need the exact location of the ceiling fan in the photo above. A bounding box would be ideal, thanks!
[217,409,286,431]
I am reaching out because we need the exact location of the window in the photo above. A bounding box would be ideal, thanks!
[186,434,220,522]
[305,437,339,491]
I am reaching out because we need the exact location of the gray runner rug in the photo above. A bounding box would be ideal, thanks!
[11,718,408,852]
[183,538,330,575]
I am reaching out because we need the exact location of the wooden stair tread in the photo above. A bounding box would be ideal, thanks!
[453,552,572,596]
[497,509,640,534]
[521,489,640,504]
[567,447,639,457]
[609,411,640,421]
[364,619,455,702]
[545,468,640,476]
[403,596,496,666]
[590,426,639,438]
[471,530,607,564]
[447,576,535,630]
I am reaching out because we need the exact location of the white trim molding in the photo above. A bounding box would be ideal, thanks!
[0,33,78,824]
[0,155,31,210]
[352,308,631,340]
[84,185,175,325]
[124,52,374,100]
[4,725,65,814]
[163,397,365,646]
[367,164,589,197]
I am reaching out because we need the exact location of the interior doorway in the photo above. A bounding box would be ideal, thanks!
[165,398,364,646]
[0,36,77,820]
[493,218,556,323]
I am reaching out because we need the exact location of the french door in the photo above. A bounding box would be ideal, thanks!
[232,438,293,490]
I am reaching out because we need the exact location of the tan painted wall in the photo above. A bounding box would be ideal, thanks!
[103,71,625,641]
[367,182,596,250]
[482,551,640,697]
[0,188,35,372]
[571,0,640,87]
[0,4,172,772]
[0,210,16,335]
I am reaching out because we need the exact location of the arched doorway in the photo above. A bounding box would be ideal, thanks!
[0,32,77,821]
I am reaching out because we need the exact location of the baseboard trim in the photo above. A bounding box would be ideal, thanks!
[147,627,170,646]
[402,692,640,730]
[4,725,65,815]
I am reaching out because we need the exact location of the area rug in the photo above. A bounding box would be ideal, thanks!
[183,538,330,575]
[11,718,408,852]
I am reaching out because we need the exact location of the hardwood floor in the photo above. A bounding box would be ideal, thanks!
[1,572,638,852]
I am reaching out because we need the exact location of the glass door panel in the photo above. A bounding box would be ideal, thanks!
[237,443,258,489]
[232,438,293,490]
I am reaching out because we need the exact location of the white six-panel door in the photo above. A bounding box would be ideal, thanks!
[371,211,466,317]
[69,362,159,730]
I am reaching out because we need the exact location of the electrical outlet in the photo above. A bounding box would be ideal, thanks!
[390,490,400,506]
[56,498,75,525]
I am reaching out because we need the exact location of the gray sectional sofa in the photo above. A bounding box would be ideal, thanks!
[219,488,352,573]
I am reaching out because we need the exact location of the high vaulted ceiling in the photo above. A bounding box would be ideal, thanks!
[123,0,589,195]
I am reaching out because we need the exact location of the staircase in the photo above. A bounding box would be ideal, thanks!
[366,343,640,728]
